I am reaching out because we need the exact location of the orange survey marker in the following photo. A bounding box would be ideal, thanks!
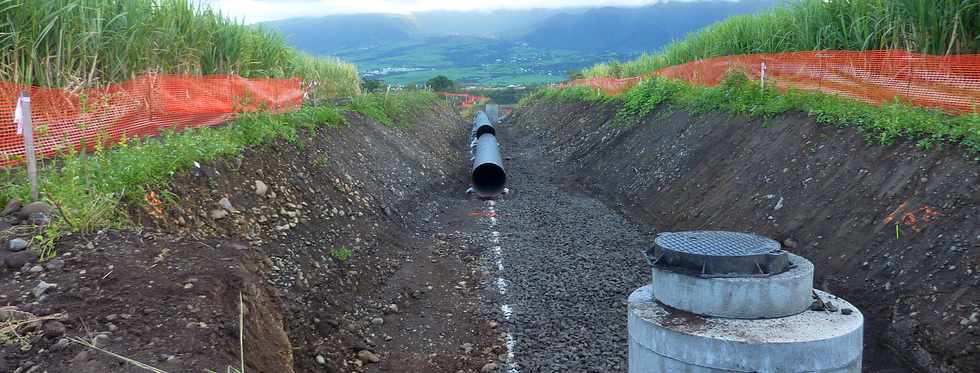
[0,74,302,166]
[566,50,980,115]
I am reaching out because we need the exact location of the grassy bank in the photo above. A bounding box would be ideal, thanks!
[0,0,360,96]
[0,91,442,251]
[527,74,980,152]
[350,91,441,126]
[585,0,980,78]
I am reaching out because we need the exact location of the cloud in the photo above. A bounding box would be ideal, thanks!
[204,0,673,23]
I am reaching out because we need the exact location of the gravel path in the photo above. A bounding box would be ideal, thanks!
[479,125,653,373]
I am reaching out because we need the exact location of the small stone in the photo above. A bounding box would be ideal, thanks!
[106,314,119,321]
[3,251,37,270]
[488,321,499,329]
[108,323,118,332]
[45,260,65,271]
[841,308,853,315]
[357,350,380,363]
[28,212,50,226]
[32,281,57,297]
[481,362,498,372]
[209,209,229,220]
[371,317,384,326]
[50,338,71,352]
[183,283,194,289]
[384,304,399,314]
[315,355,326,365]
[72,350,90,363]
[17,201,51,218]
[461,343,474,354]
[9,238,28,252]
[29,265,43,273]
[218,197,234,212]
[782,238,799,249]
[254,181,268,196]
[42,320,66,337]
[92,334,110,347]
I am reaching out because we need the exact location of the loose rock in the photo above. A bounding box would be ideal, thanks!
[209,209,229,220]
[32,281,57,297]
[9,238,28,252]
[42,320,66,337]
[4,251,37,269]
[45,260,65,271]
[254,180,268,196]
[357,350,380,363]
[17,201,52,218]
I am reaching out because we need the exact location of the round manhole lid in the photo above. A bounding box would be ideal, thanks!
[647,231,790,277]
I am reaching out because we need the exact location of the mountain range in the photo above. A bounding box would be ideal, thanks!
[263,0,778,86]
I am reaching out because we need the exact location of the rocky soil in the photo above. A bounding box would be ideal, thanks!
[0,104,503,373]
[0,97,975,373]
[509,98,979,373]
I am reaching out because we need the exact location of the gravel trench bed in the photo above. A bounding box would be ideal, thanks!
[481,124,653,373]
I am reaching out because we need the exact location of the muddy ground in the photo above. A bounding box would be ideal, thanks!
[510,99,979,373]
[0,104,504,373]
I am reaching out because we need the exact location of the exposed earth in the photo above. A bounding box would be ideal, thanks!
[1,98,977,373]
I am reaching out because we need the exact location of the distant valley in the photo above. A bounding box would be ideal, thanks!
[264,0,777,86]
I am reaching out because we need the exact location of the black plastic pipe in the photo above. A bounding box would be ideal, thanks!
[472,133,506,195]
[472,111,495,139]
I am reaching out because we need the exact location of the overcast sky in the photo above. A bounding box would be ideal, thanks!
[205,0,674,23]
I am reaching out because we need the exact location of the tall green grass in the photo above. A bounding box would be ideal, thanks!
[0,105,346,235]
[350,91,441,126]
[0,0,360,96]
[531,74,980,151]
[585,0,980,78]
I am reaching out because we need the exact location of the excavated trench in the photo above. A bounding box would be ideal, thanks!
[1,100,975,373]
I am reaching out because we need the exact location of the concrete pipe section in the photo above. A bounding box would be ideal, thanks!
[629,231,864,373]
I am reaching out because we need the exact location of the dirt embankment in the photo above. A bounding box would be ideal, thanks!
[0,104,500,373]
[512,99,979,373]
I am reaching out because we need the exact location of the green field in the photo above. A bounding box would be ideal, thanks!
[333,35,637,86]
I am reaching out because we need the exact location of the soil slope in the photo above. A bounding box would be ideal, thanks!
[511,99,979,373]
[0,105,502,373]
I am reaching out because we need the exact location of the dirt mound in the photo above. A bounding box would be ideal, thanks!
[0,105,500,373]
[511,99,979,373]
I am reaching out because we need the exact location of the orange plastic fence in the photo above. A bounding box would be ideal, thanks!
[566,50,980,115]
[1,74,302,166]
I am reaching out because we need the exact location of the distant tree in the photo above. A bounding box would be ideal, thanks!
[567,69,584,80]
[361,79,386,93]
[426,75,455,92]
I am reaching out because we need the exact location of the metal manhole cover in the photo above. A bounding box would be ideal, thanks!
[646,231,790,277]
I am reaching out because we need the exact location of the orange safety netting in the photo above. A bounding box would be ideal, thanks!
[566,50,980,115]
[1,74,302,166]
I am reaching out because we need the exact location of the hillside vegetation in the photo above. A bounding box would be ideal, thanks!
[585,0,980,78]
[0,0,360,96]
[531,74,980,151]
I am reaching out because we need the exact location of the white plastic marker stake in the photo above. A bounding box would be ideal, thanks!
[16,91,38,200]
[760,62,767,92]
